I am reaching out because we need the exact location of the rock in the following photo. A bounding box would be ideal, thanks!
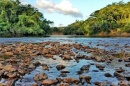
[56,65,65,70]
[4,65,16,72]
[118,81,129,86]
[33,61,41,67]
[5,52,13,56]
[28,64,36,69]
[115,67,124,73]
[80,65,90,71]
[41,63,49,70]
[56,77,63,82]
[34,73,48,81]
[95,56,102,62]
[125,74,130,81]
[96,64,105,70]
[104,73,112,77]
[114,72,124,78]
[62,55,72,60]
[61,70,70,73]
[125,63,130,67]
[18,69,25,75]
[77,70,83,74]
[110,83,116,86]
[60,73,67,77]
[42,79,58,85]
[7,72,17,78]
[118,59,123,62]
[59,83,69,86]
[63,78,79,84]
[79,75,91,83]
[124,58,130,62]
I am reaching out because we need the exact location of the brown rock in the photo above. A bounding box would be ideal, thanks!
[34,73,48,81]
[118,81,129,86]
[59,83,69,86]
[5,52,13,56]
[42,79,58,85]
[56,65,65,70]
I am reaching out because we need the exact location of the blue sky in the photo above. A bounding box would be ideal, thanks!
[20,0,130,27]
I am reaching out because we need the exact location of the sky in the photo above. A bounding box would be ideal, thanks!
[20,0,130,27]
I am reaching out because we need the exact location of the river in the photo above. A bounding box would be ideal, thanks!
[0,36,130,86]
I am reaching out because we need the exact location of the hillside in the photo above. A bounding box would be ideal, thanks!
[64,1,130,36]
[0,0,53,37]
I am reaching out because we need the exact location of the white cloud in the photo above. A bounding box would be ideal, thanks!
[36,0,83,18]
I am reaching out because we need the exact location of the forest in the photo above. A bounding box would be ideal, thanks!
[1,0,130,37]
[0,0,53,37]
[63,1,130,36]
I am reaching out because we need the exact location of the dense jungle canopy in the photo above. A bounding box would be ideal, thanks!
[0,0,53,37]
[63,1,130,36]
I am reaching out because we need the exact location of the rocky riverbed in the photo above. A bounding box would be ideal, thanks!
[0,40,130,86]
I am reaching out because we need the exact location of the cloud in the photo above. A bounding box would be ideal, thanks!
[36,0,83,18]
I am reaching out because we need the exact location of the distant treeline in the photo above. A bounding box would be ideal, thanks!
[60,1,130,36]
[0,0,53,37]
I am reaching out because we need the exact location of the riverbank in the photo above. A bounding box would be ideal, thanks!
[0,38,130,85]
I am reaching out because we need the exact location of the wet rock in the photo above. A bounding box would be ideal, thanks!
[7,72,17,78]
[56,77,63,82]
[42,79,58,85]
[115,67,124,73]
[77,70,83,74]
[124,58,130,62]
[79,75,91,83]
[60,73,67,77]
[34,73,48,81]
[5,52,13,56]
[41,63,49,70]
[28,64,36,69]
[63,78,80,84]
[56,65,65,70]
[18,69,26,75]
[59,83,69,86]
[118,81,129,86]
[4,65,16,72]
[33,61,41,67]
[125,63,130,67]
[95,56,102,62]
[114,72,124,78]
[94,81,101,85]
[76,55,85,59]
[62,55,72,60]
[118,59,123,62]
[110,83,116,86]
[96,64,105,70]
[125,74,130,81]
[80,65,90,71]
[104,73,112,77]
[61,70,70,73]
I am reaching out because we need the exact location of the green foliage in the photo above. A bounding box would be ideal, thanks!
[0,0,53,37]
[64,1,130,36]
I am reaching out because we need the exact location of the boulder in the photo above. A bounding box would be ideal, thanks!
[62,55,72,60]
[59,83,69,86]
[118,81,129,86]
[34,73,48,81]
[41,63,49,70]
[56,65,65,70]
[104,73,112,77]
[42,79,58,85]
